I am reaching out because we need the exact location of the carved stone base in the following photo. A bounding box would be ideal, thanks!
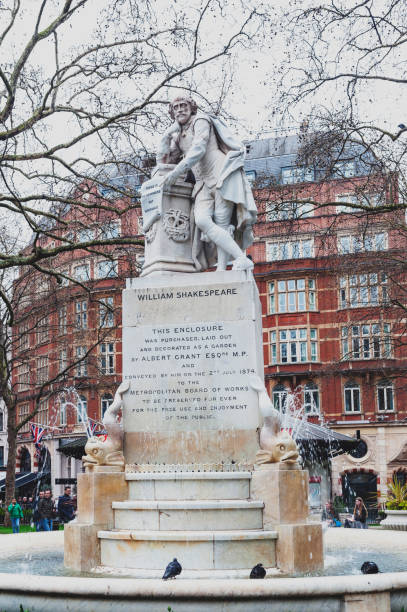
[141,172,195,277]
[64,471,128,571]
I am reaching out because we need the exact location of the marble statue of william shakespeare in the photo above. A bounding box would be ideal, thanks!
[158,96,257,272]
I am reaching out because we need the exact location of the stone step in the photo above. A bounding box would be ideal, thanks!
[112,499,264,531]
[125,471,251,500]
[98,529,277,570]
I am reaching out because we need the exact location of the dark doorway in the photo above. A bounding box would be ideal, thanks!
[19,447,31,473]
[342,471,378,521]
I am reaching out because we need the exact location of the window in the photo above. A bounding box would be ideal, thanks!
[339,273,388,309]
[58,268,70,286]
[37,399,48,426]
[18,364,30,392]
[36,317,49,344]
[281,166,314,184]
[273,384,288,412]
[59,349,68,373]
[100,221,120,239]
[75,300,87,329]
[377,379,394,412]
[344,380,361,413]
[100,342,115,375]
[101,393,113,418]
[96,260,118,279]
[77,395,87,423]
[0,446,3,467]
[338,232,387,254]
[99,297,114,328]
[332,160,355,178]
[36,356,48,385]
[74,263,90,282]
[304,383,320,414]
[75,346,88,377]
[269,278,316,313]
[58,306,67,335]
[270,328,318,364]
[78,228,94,243]
[60,402,67,426]
[18,403,30,432]
[341,323,391,360]
[265,201,314,221]
[245,170,256,185]
[266,238,314,261]
[336,192,384,214]
[0,410,3,431]
[18,322,30,351]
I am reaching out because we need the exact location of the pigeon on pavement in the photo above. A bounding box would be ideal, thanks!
[162,558,182,580]
[250,563,266,579]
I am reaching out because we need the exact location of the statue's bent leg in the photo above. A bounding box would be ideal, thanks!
[195,188,242,263]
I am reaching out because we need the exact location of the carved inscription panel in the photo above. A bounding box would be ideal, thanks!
[122,272,263,434]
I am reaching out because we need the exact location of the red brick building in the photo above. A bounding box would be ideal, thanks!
[9,133,407,512]
[246,133,407,511]
[10,178,143,496]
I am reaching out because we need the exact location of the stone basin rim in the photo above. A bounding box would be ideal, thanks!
[1,571,407,599]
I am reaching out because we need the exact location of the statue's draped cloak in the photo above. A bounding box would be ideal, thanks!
[184,113,257,271]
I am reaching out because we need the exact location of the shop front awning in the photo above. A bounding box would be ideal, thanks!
[0,471,49,492]
[57,437,87,460]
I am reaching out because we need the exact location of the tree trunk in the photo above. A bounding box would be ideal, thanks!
[5,405,17,528]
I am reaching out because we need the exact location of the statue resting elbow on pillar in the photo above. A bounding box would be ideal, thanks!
[157,96,257,272]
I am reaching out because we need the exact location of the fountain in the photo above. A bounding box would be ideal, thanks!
[1,97,407,610]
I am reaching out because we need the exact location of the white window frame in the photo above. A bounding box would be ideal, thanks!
[304,383,320,415]
[18,403,30,432]
[99,297,114,328]
[75,346,88,377]
[73,263,90,282]
[77,395,87,423]
[36,356,49,385]
[96,260,118,279]
[339,272,388,309]
[18,364,30,392]
[272,385,288,413]
[338,231,387,254]
[100,220,120,239]
[270,328,318,365]
[266,237,314,262]
[101,393,114,418]
[281,166,314,184]
[75,300,88,329]
[265,201,314,221]
[344,381,361,413]
[58,306,67,335]
[377,380,394,412]
[37,399,48,426]
[341,323,391,360]
[269,278,316,313]
[100,342,115,375]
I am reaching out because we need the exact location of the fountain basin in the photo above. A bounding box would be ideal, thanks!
[381,510,407,531]
[1,530,407,610]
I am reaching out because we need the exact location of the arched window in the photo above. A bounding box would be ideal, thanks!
[394,470,407,486]
[101,393,113,418]
[77,395,87,423]
[0,410,3,432]
[377,379,394,412]
[344,380,361,413]
[273,384,288,413]
[304,382,320,414]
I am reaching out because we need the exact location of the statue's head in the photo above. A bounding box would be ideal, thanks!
[169,96,198,124]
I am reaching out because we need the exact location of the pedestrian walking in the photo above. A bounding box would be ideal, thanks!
[8,498,24,534]
[38,489,54,531]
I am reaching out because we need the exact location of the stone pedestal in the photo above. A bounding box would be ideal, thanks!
[122,270,263,467]
[64,471,128,572]
[251,464,309,527]
[141,174,195,276]
[251,464,323,573]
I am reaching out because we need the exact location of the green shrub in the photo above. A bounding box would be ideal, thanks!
[385,476,407,510]
[0,507,5,525]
